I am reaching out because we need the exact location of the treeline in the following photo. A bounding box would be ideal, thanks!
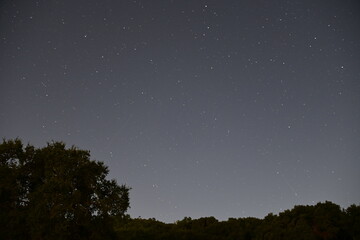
[114,201,360,240]
[1,139,359,240]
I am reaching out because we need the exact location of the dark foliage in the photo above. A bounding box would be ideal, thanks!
[0,139,130,240]
[114,202,360,240]
[1,139,359,240]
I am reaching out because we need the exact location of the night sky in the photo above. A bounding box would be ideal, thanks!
[1,0,360,223]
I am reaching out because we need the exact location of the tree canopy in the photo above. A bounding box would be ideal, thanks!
[114,202,360,240]
[0,139,130,240]
[1,138,359,240]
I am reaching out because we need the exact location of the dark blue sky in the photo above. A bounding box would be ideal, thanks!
[1,0,359,223]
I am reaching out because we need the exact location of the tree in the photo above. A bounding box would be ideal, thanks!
[0,139,130,240]
[345,204,360,240]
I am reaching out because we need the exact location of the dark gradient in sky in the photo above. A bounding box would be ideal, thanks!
[1,0,359,223]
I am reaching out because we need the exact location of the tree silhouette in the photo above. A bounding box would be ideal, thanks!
[2,138,359,240]
[0,139,130,240]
